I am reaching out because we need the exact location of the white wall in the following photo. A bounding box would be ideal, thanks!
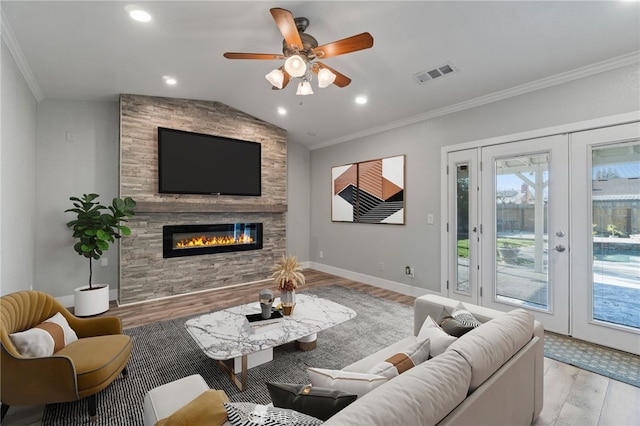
[309,64,640,294]
[1,39,37,295]
[35,99,119,298]
[286,140,311,262]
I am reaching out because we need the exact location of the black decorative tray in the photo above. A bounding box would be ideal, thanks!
[245,310,284,323]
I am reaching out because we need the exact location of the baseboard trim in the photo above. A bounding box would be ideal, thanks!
[54,264,436,308]
[307,262,437,298]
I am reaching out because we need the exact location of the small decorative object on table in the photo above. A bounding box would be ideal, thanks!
[259,289,274,319]
[272,255,305,316]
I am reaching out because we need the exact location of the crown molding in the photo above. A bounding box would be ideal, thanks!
[309,51,640,151]
[1,9,44,102]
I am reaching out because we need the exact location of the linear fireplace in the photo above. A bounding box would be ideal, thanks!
[163,223,263,258]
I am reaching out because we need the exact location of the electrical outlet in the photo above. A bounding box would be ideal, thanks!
[101,257,108,267]
[319,251,324,259]
[405,266,415,278]
[427,214,434,225]
[378,262,384,271]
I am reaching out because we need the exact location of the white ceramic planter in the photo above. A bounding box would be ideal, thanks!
[74,284,110,317]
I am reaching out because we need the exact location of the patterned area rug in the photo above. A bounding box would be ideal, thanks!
[42,285,414,425]
[544,332,640,387]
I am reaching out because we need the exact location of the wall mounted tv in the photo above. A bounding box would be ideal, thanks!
[158,127,261,196]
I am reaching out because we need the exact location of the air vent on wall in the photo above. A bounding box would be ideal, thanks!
[413,62,458,84]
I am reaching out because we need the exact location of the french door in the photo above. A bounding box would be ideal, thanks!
[479,136,569,334]
[570,123,640,354]
[444,122,640,353]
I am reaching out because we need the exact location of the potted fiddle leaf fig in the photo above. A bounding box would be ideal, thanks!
[66,193,136,316]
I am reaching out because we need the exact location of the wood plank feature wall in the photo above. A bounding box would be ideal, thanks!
[118,94,287,304]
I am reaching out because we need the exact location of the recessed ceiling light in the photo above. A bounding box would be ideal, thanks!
[355,96,368,105]
[125,5,152,22]
[277,107,287,115]
[162,76,177,85]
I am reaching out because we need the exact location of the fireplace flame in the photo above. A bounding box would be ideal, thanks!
[175,233,254,249]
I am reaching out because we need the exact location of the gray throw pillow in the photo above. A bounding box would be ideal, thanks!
[452,301,483,328]
[266,382,357,421]
[437,306,474,337]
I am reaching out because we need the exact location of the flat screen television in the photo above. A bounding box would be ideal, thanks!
[158,127,261,196]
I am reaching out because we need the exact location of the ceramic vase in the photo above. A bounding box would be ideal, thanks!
[281,290,296,316]
[259,289,274,319]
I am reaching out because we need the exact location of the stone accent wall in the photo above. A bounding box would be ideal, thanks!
[119,94,287,304]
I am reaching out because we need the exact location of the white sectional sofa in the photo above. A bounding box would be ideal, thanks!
[144,294,544,426]
[323,294,544,425]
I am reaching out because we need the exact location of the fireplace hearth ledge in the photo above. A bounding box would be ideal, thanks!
[134,201,287,213]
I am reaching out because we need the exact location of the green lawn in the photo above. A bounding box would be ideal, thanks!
[457,237,534,259]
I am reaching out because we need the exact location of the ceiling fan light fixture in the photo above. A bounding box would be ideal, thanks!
[317,68,336,88]
[284,55,307,78]
[265,69,284,89]
[296,80,314,96]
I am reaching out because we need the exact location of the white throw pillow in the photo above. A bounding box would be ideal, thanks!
[417,315,458,357]
[367,338,430,378]
[9,312,78,357]
[306,368,388,398]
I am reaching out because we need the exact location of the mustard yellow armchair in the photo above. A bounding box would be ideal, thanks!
[0,290,132,423]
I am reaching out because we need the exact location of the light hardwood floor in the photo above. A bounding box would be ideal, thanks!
[2,270,638,425]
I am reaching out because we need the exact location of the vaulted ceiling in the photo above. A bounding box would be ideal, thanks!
[3,1,639,148]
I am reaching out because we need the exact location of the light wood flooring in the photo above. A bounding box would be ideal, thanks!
[2,270,638,425]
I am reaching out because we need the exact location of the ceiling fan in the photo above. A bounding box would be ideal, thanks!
[223,8,374,94]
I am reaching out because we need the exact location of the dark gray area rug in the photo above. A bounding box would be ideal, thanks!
[544,331,640,388]
[42,285,414,425]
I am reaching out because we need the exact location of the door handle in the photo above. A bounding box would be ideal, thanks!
[551,244,566,252]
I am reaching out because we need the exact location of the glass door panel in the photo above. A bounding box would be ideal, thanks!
[494,154,549,309]
[591,143,640,330]
[446,149,479,304]
[456,163,471,294]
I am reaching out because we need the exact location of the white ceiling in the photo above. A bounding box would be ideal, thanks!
[2,1,639,149]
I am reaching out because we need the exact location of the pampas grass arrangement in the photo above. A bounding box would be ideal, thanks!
[272,255,305,291]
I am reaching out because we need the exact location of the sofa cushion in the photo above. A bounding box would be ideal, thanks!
[55,334,132,393]
[224,402,322,426]
[437,306,474,337]
[266,382,356,421]
[306,368,388,398]
[341,336,416,373]
[9,312,78,357]
[367,338,430,378]
[417,316,458,357]
[323,350,472,426]
[156,389,229,426]
[447,308,534,392]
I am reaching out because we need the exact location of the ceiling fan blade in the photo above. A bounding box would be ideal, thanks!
[313,62,352,88]
[271,70,291,90]
[223,52,285,60]
[313,32,374,59]
[270,8,304,50]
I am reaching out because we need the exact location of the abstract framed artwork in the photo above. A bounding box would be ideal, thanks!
[331,155,405,224]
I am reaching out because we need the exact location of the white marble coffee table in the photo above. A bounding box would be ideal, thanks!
[184,293,356,390]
